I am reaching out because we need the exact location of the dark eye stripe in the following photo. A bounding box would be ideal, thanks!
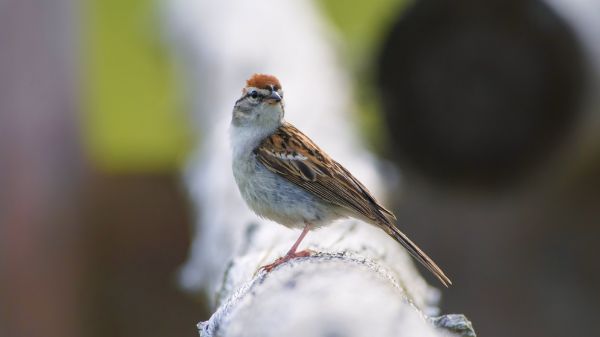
[247,92,265,100]
[235,90,267,105]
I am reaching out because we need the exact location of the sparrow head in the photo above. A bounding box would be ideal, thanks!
[232,74,285,127]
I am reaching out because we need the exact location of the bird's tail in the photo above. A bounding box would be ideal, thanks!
[380,220,452,287]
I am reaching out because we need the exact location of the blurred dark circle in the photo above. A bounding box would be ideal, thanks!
[377,0,585,185]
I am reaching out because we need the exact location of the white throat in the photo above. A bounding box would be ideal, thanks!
[230,122,279,159]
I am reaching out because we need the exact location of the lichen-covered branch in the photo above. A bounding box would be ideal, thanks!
[197,219,474,337]
[201,250,474,337]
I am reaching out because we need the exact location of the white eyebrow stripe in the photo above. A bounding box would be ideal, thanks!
[266,150,307,161]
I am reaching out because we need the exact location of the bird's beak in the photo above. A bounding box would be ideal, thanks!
[266,91,282,104]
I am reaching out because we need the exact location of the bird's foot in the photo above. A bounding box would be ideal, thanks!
[260,249,313,272]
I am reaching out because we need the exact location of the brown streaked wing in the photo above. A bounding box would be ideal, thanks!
[255,122,452,286]
[254,122,394,224]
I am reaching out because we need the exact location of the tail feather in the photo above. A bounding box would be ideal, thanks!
[382,222,452,287]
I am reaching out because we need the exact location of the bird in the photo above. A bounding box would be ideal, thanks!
[230,73,451,287]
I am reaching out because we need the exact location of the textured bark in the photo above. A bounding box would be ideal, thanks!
[162,1,475,336]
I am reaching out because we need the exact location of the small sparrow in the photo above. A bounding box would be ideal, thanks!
[230,74,451,286]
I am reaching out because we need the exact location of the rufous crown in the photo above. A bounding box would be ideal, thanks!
[246,73,282,91]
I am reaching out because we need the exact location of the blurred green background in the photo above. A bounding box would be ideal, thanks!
[86,0,190,172]
[84,0,407,172]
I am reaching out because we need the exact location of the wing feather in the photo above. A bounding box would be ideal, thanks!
[255,123,391,223]
[254,122,451,286]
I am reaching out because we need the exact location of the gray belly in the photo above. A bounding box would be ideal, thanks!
[233,156,343,228]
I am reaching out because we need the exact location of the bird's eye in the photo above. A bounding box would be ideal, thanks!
[250,91,258,99]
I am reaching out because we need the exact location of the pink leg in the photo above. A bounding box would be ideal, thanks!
[261,222,313,272]
[286,222,311,255]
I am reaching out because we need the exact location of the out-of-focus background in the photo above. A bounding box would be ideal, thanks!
[0,0,598,337]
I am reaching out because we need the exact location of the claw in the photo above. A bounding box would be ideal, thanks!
[260,249,313,272]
